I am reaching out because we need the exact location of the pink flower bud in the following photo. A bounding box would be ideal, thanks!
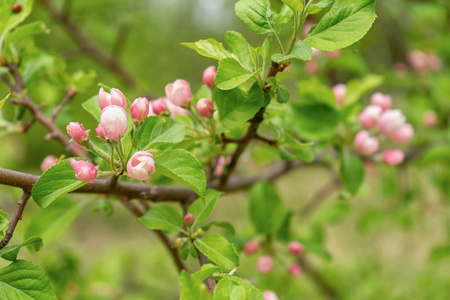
[127,151,155,181]
[69,158,97,183]
[382,149,405,165]
[257,256,273,274]
[359,105,382,129]
[390,123,413,143]
[327,49,340,59]
[354,130,370,149]
[166,100,189,116]
[358,136,379,156]
[288,241,304,256]
[183,213,195,225]
[196,98,214,117]
[99,105,128,141]
[393,62,408,76]
[427,53,442,71]
[95,124,106,140]
[66,122,87,143]
[130,97,149,123]
[151,98,168,115]
[41,155,57,172]
[332,84,347,106]
[263,290,279,300]
[378,109,406,137]
[174,238,183,248]
[243,241,260,255]
[407,50,428,75]
[289,264,302,277]
[370,92,392,111]
[98,87,127,110]
[423,110,438,128]
[165,79,192,107]
[203,66,216,88]
[305,60,318,74]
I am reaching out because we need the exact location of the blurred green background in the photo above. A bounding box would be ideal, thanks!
[1,0,450,299]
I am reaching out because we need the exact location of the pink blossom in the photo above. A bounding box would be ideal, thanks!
[196,98,214,117]
[378,109,406,137]
[262,290,279,300]
[257,256,273,274]
[127,151,155,181]
[359,105,382,129]
[165,79,192,107]
[327,49,341,59]
[427,53,442,71]
[370,92,392,111]
[69,158,97,183]
[95,124,106,140]
[382,149,405,165]
[423,110,438,128]
[354,130,370,149]
[98,87,127,110]
[288,241,304,256]
[332,84,347,106]
[166,100,189,116]
[99,105,128,141]
[355,131,379,156]
[41,155,57,172]
[407,50,428,75]
[183,213,195,225]
[66,122,87,143]
[289,264,302,277]
[130,97,149,123]
[203,66,216,88]
[243,241,260,255]
[390,123,413,143]
[151,98,168,115]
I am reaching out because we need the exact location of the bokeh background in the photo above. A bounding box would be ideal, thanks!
[1,0,450,299]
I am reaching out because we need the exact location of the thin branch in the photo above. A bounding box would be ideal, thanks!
[196,247,216,293]
[38,0,136,87]
[0,192,31,250]
[51,87,76,121]
[298,256,339,300]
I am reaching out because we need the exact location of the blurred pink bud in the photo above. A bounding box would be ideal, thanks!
[370,92,392,111]
[288,241,304,256]
[66,122,87,143]
[130,97,149,122]
[359,105,382,129]
[166,101,189,116]
[257,256,273,274]
[69,158,97,183]
[95,124,106,140]
[203,66,216,88]
[243,241,260,255]
[378,109,405,137]
[332,84,347,106]
[302,21,315,38]
[263,290,279,300]
[390,123,413,143]
[196,98,214,117]
[183,213,195,225]
[98,87,127,110]
[151,98,168,115]
[356,134,379,156]
[382,149,405,165]
[41,155,57,172]
[327,49,340,59]
[423,110,438,128]
[354,130,370,149]
[165,79,192,107]
[393,62,409,76]
[427,53,442,71]
[305,61,318,74]
[127,151,155,181]
[289,264,302,277]
[214,156,231,177]
[407,50,428,75]
[100,105,128,141]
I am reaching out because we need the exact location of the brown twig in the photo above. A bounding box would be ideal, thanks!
[298,256,339,300]
[38,0,136,88]
[51,87,76,121]
[196,248,216,293]
[0,192,31,250]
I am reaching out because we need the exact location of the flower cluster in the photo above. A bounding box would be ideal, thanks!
[354,92,413,165]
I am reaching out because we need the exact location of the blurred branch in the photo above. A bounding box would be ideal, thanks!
[50,87,76,121]
[298,256,339,300]
[38,0,136,88]
[0,191,31,250]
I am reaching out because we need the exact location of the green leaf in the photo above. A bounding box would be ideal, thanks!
[215,58,259,90]
[0,237,43,261]
[70,69,96,93]
[201,221,236,235]
[224,31,253,69]
[32,159,87,208]
[0,93,10,110]
[276,84,291,104]
[235,0,273,35]
[215,82,265,133]
[24,197,82,245]
[281,133,314,163]
[281,0,304,13]
[305,0,377,51]
[340,150,364,195]
[298,79,336,107]
[0,0,33,35]
[429,245,450,262]
[139,204,184,234]
[417,146,450,167]
[182,39,233,60]
[249,181,287,234]
[314,201,350,224]
[213,278,247,300]
[135,116,185,150]
[154,149,206,197]
[307,0,335,15]
[82,95,101,122]
[188,189,222,225]
[344,74,384,105]
[194,233,239,271]
[192,264,222,282]
[272,40,312,62]
[4,21,48,47]
[0,210,8,232]
[0,260,57,299]
[180,271,212,300]
[213,274,264,300]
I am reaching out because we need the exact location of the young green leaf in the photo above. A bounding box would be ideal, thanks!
[0,210,8,232]
[4,21,48,48]
[135,116,185,150]
[32,159,87,208]
[340,150,364,195]
[281,0,304,13]
[0,260,57,300]
[180,271,212,300]
[82,95,101,122]
[182,39,233,60]
[307,0,334,15]
[0,237,43,261]
[194,233,239,271]
[0,0,33,35]
[213,274,264,300]
[215,58,259,90]
[272,40,313,62]
[154,149,206,197]
[276,84,291,103]
[201,221,236,235]
[224,31,253,69]
[188,189,223,225]
[235,0,273,35]
[0,93,10,110]
[213,278,247,300]
[192,264,223,282]
[344,74,384,105]
[281,133,314,163]
[305,0,376,51]
[139,204,184,234]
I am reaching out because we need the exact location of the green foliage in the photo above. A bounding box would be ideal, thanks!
[307,0,335,15]
[213,274,264,300]
[0,0,33,36]
[0,237,43,261]
[82,95,102,122]
[0,93,10,110]
[192,264,222,281]
[188,189,222,225]
[32,159,87,208]
[0,260,57,300]
[180,271,212,300]
[272,41,313,63]
[194,233,239,271]
[3,21,48,49]
[182,39,233,61]
[224,31,254,69]
[215,58,259,90]
[281,0,304,13]
[235,0,274,35]
[213,278,247,299]
[340,150,365,195]
[135,116,185,150]
[139,204,184,234]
